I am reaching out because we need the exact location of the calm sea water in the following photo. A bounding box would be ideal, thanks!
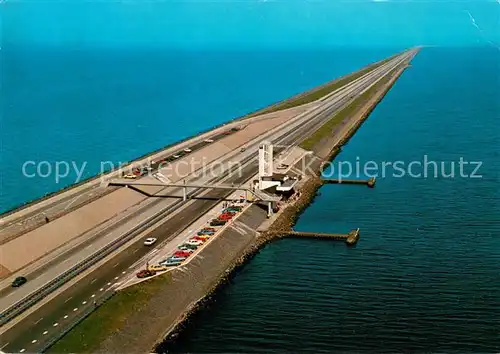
[1,47,397,213]
[160,47,500,352]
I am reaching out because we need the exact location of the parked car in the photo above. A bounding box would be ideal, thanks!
[191,236,207,242]
[201,227,216,232]
[210,219,226,226]
[179,244,198,250]
[148,265,169,272]
[160,256,186,263]
[174,251,191,258]
[197,230,215,236]
[136,269,156,278]
[12,276,27,287]
[183,148,192,153]
[187,239,203,246]
[143,237,157,246]
[204,139,214,143]
[123,174,137,179]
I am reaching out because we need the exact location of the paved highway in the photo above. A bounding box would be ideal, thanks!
[0,49,417,353]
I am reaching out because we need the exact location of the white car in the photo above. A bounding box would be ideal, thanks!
[186,239,203,246]
[183,148,192,153]
[204,139,214,143]
[143,237,157,246]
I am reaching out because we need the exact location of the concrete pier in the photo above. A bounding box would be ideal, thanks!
[267,228,360,245]
[322,177,376,188]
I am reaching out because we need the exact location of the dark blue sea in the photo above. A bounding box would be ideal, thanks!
[158,47,500,353]
[1,46,398,213]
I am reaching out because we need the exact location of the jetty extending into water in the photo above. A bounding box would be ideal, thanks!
[267,228,360,245]
[322,177,376,188]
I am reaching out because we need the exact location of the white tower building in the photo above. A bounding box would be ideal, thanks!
[258,142,275,190]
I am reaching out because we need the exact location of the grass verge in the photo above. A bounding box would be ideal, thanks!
[299,66,399,151]
[248,53,398,117]
[48,274,171,354]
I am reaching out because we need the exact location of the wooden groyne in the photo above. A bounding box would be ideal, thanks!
[322,177,376,188]
[266,228,360,245]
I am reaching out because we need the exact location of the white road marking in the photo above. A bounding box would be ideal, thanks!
[53,323,58,327]
[85,244,94,249]
[112,263,119,268]
[64,297,73,303]
[90,278,97,284]
[132,248,139,254]
[0,342,9,350]
[34,317,43,324]
[43,331,48,335]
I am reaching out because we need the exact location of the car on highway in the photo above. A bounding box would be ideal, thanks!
[136,269,156,278]
[183,148,192,153]
[12,276,27,287]
[143,237,157,246]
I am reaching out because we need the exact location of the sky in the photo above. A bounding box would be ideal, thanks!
[2,0,500,49]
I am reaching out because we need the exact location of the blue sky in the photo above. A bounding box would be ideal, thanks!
[3,0,500,49]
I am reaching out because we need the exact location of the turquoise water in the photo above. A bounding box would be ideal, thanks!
[159,47,500,352]
[1,47,398,213]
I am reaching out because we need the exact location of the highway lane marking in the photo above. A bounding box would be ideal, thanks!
[85,244,94,249]
[90,278,97,284]
[132,248,139,254]
[64,296,73,303]
[34,317,44,324]
[0,343,9,350]
[112,263,119,268]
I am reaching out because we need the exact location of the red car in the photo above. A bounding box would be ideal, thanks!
[192,236,206,241]
[136,269,155,278]
[174,251,191,258]
[218,213,233,220]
